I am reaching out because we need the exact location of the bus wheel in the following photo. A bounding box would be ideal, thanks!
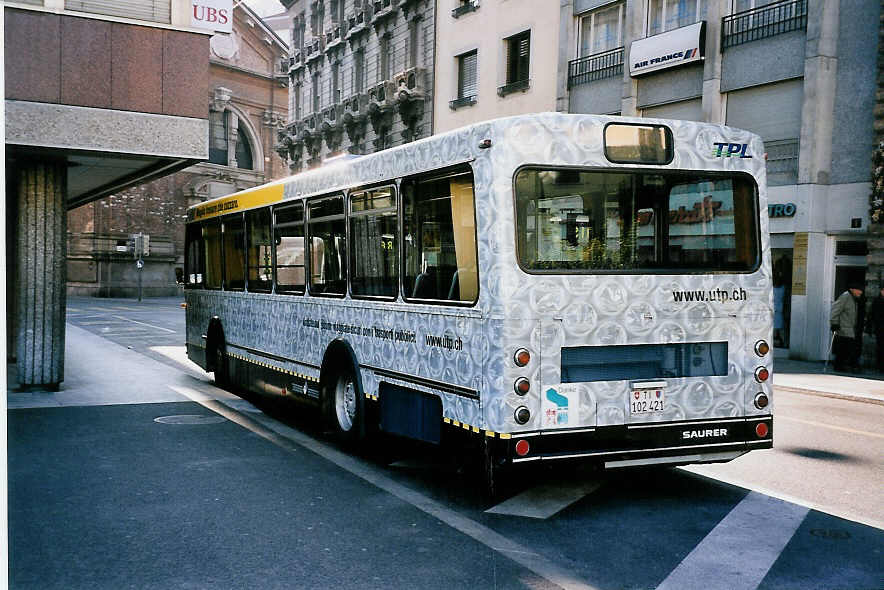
[330,367,363,441]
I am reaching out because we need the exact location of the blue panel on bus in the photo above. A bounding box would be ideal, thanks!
[561,342,728,383]
[379,382,443,444]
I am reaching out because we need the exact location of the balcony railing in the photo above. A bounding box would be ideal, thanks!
[497,79,530,97]
[568,47,624,89]
[449,95,476,110]
[722,0,807,50]
[452,1,478,18]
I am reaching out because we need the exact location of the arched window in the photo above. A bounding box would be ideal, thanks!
[207,108,259,170]
[235,126,253,170]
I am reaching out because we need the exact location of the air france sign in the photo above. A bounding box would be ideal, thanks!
[192,0,232,34]
[629,21,705,77]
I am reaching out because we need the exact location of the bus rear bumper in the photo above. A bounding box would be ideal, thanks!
[508,416,772,467]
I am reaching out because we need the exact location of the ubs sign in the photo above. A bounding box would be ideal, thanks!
[192,0,232,34]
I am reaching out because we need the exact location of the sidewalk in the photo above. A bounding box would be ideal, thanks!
[7,314,884,408]
[773,358,884,406]
[6,323,217,409]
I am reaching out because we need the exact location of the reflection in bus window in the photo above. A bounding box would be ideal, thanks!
[403,169,478,303]
[515,168,758,273]
[274,203,306,293]
[308,195,347,296]
[223,214,246,290]
[246,208,272,292]
[203,221,222,289]
[350,187,398,298]
[185,223,204,287]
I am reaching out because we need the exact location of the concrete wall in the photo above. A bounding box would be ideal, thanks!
[720,30,805,92]
[433,0,560,133]
[830,0,879,185]
[5,8,209,119]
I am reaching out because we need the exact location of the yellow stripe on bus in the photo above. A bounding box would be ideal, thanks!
[189,183,285,222]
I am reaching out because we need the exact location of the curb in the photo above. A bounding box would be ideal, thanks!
[773,385,884,407]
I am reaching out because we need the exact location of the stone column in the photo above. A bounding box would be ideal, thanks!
[620,0,643,116]
[701,0,727,124]
[15,160,67,389]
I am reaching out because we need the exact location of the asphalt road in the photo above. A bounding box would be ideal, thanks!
[7,296,883,589]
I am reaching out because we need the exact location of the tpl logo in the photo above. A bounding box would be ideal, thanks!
[713,142,752,159]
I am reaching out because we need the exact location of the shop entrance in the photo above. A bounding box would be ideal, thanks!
[772,249,792,349]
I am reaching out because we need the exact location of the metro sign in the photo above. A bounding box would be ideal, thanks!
[192,0,232,34]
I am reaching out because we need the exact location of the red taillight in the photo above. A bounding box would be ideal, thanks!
[514,348,531,367]
[515,439,530,457]
[514,377,530,395]
[755,367,770,382]
[756,422,770,437]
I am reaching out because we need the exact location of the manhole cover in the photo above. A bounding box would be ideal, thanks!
[154,414,226,425]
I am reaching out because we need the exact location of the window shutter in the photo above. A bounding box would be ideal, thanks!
[458,51,477,99]
[506,31,530,84]
[65,0,171,24]
[517,33,530,82]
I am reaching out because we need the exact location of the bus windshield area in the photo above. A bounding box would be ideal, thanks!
[515,168,759,273]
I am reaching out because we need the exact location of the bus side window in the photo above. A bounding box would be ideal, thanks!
[185,223,204,288]
[223,214,246,291]
[246,207,272,293]
[203,220,222,289]
[274,202,306,294]
[350,187,398,299]
[403,167,478,304]
[307,195,347,296]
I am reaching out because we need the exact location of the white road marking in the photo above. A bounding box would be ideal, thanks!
[485,480,603,519]
[681,466,884,531]
[169,383,601,590]
[656,491,808,590]
[111,315,176,333]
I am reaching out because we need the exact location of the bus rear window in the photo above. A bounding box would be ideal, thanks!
[515,168,759,273]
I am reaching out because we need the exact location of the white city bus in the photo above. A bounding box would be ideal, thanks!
[184,113,773,492]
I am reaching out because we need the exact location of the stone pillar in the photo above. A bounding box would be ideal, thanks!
[15,161,67,389]
[701,0,727,124]
[798,0,839,186]
[620,0,643,116]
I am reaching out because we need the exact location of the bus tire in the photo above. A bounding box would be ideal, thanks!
[328,365,363,442]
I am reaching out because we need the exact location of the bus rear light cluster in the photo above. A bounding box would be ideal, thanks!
[754,392,769,410]
[514,406,530,425]
[755,422,770,438]
[754,366,770,383]
[514,377,530,396]
[754,340,770,357]
[514,348,531,367]
[514,439,530,457]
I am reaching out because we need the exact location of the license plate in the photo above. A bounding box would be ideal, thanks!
[631,388,665,414]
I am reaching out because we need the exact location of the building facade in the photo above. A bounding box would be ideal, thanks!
[274,0,436,171]
[562,0,880,363]
[66,3,290,298]
[5,0,211,387]
[432,0,561,133]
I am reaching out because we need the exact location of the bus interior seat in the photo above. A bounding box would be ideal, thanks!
[447,270,459,301]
